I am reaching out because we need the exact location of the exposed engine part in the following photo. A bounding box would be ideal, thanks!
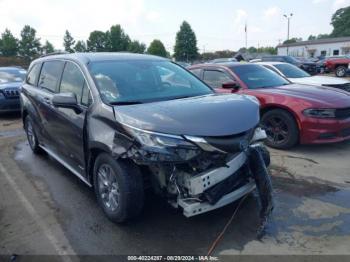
[115,125,273,236]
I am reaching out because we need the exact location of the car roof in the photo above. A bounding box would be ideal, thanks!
[256,61,288,66]
[35,52,168,64]
[190,62,255,68]
[0,66,25,71]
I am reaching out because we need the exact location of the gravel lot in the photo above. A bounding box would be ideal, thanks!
[0,114,350,261]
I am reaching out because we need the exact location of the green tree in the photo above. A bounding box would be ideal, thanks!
[238,47,247,53]
[174,21,198,62]
[42,40,54,54]
[74,40,87,52]
[308,35,317,40]
[317,34,330,39]
[63,30,75,53]
[283,37,302,44]
[128,40,146,53]
[257,46,277,54]
[331,6,350,37]
[106,25,130,52]
[0,29,18,56]
[147,39,167,57]
[87,31,108,52]
[248,46,257,53]
[18,25,41,60]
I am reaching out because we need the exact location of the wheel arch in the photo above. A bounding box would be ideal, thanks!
[87,142,112,185]
[260,104,302,132]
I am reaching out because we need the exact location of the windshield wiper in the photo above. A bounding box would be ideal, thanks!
[109,101,144,105]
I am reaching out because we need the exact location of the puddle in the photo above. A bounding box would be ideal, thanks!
[0,128,24,138]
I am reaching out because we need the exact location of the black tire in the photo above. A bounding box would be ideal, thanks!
[261,109,299,149]
[93,153,144,223]
[335,66,347,77]
[24,116,43,154]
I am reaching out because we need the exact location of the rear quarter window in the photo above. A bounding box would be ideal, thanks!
[26,63,41,86]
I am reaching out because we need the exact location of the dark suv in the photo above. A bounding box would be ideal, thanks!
[0,67,26,113]
[21,53,272,223]
[261,55,317,75]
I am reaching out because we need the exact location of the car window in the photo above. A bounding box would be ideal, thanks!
[27,64,41,86]
[38,61,65,92]
[263,65,281,75]
[274,63,310,78]
[203,70,232,88]
[89,60,212,104]
[81,82,93,106]
[60,62,85,103]
[230,64,290,89]
[190,68,202,78]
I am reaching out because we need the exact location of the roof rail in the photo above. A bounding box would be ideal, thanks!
[40,51,70,58]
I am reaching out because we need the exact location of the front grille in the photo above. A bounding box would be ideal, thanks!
[335,108,350,119]
[203,129,255,153]
[3,89,20,98]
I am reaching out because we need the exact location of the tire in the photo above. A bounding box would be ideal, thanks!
[335,66,347,77]
[24,116,43,154]
[261,109,299,149]
[93,153,144,223]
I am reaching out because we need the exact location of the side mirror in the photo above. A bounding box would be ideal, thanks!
[222,81,240,92]
[52,92,82,114]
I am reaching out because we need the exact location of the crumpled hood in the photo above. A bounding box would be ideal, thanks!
[257,84,350,107]
[114,94,260,136]
[0,81,22,90]
[289,76,350,86]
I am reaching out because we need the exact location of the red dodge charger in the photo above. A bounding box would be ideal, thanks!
[188,63,350,149]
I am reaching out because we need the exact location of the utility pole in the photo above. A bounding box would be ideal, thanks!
[283,13,293,55]
[245,22,248,50]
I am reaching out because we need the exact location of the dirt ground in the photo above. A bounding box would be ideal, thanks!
[0,114,350,261]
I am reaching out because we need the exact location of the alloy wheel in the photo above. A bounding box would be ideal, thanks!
[336,67,346,77]
[97,164,121,212]
[264,116,289,145]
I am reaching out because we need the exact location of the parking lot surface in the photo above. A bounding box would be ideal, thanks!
[1,114,350,258]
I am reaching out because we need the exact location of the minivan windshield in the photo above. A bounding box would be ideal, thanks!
[230,64,290,89]
[89,60,213,104]
[274,63,311,78]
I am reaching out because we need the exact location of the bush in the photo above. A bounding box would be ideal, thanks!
[0,56,30,68]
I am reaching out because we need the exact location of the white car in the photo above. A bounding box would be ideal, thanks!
[256,61,350,92]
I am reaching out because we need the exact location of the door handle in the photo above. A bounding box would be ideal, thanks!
[43,97,51,105]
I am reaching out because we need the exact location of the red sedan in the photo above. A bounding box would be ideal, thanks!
[188,63,350,149]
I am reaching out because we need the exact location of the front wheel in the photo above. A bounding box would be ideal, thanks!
[93,153,144,223]
[261,109,299,149]
[335,66,347,77]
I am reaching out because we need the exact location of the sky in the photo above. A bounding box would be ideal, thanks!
[0,0,350,53]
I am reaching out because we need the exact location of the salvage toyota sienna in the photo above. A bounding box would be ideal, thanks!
[21,53,272,225]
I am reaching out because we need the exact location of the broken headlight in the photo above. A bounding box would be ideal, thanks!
[124,125,200,161]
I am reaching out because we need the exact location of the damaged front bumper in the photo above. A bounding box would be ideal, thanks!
[179,181,256,217]
[119,125,273,222]
[178,144,272,218]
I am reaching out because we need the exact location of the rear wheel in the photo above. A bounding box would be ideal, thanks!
[24,116,43,154]
[335,66,347,77]
[261,109,299,149]
[93,153,144,223]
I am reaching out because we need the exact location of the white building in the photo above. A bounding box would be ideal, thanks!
[277,37,350,58]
